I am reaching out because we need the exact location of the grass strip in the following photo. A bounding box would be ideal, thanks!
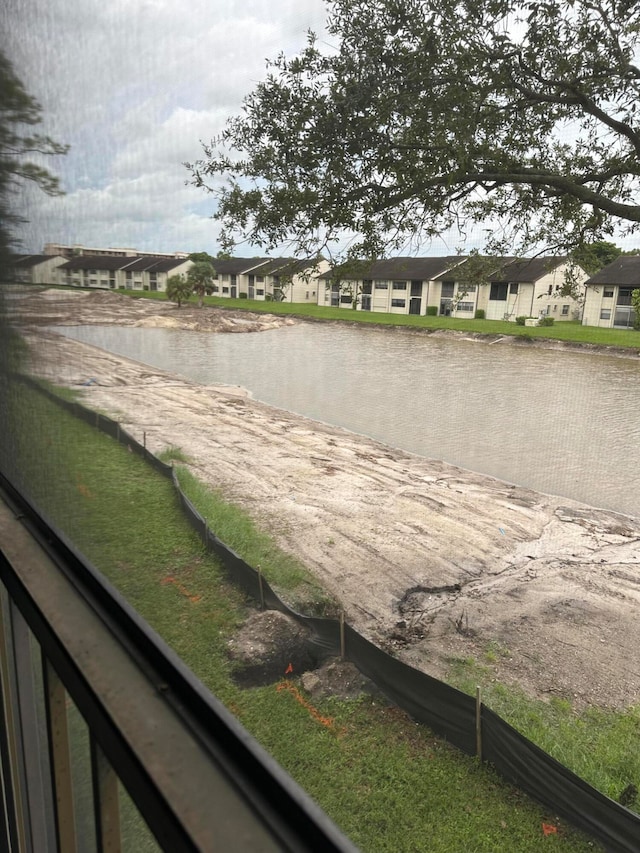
[5,381,602,852]
[447,655,640,807]
[156,451,338,617]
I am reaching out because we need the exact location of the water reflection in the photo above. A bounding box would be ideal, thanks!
[55,324,640,517]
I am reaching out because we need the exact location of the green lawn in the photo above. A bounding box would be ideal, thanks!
[3,380,603,852]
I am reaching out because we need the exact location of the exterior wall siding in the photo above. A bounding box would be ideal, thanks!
[582,284,637,328]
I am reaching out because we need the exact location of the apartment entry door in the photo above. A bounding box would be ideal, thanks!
[409,280,422,315]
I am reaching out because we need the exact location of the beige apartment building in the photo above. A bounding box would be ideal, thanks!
[8,254,68,285]
[210,257,328,302]
[582,256,639,328]
[480,257,588,321]
[58,255,193,291]
[316,256,587,321]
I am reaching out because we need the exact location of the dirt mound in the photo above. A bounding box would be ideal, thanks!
[227,610,318,686]
[11,286,296,334]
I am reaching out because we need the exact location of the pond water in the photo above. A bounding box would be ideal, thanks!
[56,323,640,518]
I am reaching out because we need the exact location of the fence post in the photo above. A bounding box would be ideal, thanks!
[340,611,345,660]
[257,566,265,611]
[476,685,482,762]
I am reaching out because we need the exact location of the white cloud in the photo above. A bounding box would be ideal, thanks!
[4,0,329,254]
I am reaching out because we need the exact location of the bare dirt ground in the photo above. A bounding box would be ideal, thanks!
[12,288,640,710]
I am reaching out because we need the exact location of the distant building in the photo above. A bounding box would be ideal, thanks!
[582,256,640,328]
[43,243,188,260]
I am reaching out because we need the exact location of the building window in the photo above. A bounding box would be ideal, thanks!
[600,309,611,320]
[231,275,237,285]
[392,281,407,290]
[126,271,132,279]
[375,281,388,289]
[391,298,406,308]
[256,288,264,295]
[256,275,265,283]
[464,284,477,292]
[509,283,519,294]
[617,287,633,306]
[603,287,614,298]
[489,283,508,300]
[562,304,569,315]
[212,285,219,292]
[456,302,474,312]
[222,287,229,293]
[441,281,454,298]
[340,293,352,304]
[552,304,558,312]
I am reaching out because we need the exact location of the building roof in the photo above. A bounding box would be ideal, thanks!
[10,254,59,268]
[59,255,138,271]
[585,256,640,286]
[148,257,192,272]
[211,258,271,275]
[489,257,566,283]
[318,256,465,281]
[256,258,320,277]
[59,255,191,272]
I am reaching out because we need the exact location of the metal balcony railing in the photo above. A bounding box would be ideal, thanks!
[0,476,357,853]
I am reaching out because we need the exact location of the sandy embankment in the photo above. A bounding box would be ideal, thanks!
[14,289,640,709]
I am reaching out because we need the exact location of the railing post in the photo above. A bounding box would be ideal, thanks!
[91,737,121,853]
[43,659,77,853]
[476,685,483,762]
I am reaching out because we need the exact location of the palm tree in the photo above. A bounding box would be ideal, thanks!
[166,274,192,308]
[187,261,216,308]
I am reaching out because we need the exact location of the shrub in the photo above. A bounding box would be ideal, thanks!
[474,309,485,319]
[538,315,555,326]
[426,305,438,316]
[515,315,528,326]
[239,292,248,299]
[632,289,640,330]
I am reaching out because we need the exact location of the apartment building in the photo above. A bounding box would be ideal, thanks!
[582,256,640,328]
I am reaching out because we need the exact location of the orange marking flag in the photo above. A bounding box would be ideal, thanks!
[160,575,201,603]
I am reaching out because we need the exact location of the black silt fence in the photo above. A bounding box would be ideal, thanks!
[482,707,640,853]
[21,374,640,853]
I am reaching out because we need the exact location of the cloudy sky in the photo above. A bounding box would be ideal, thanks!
[4,0,332,255]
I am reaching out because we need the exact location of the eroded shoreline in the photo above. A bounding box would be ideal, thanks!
[14,289,640,710]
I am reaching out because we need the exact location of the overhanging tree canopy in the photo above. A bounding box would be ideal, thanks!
[1,52,69,215]
[188,0,640,260]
